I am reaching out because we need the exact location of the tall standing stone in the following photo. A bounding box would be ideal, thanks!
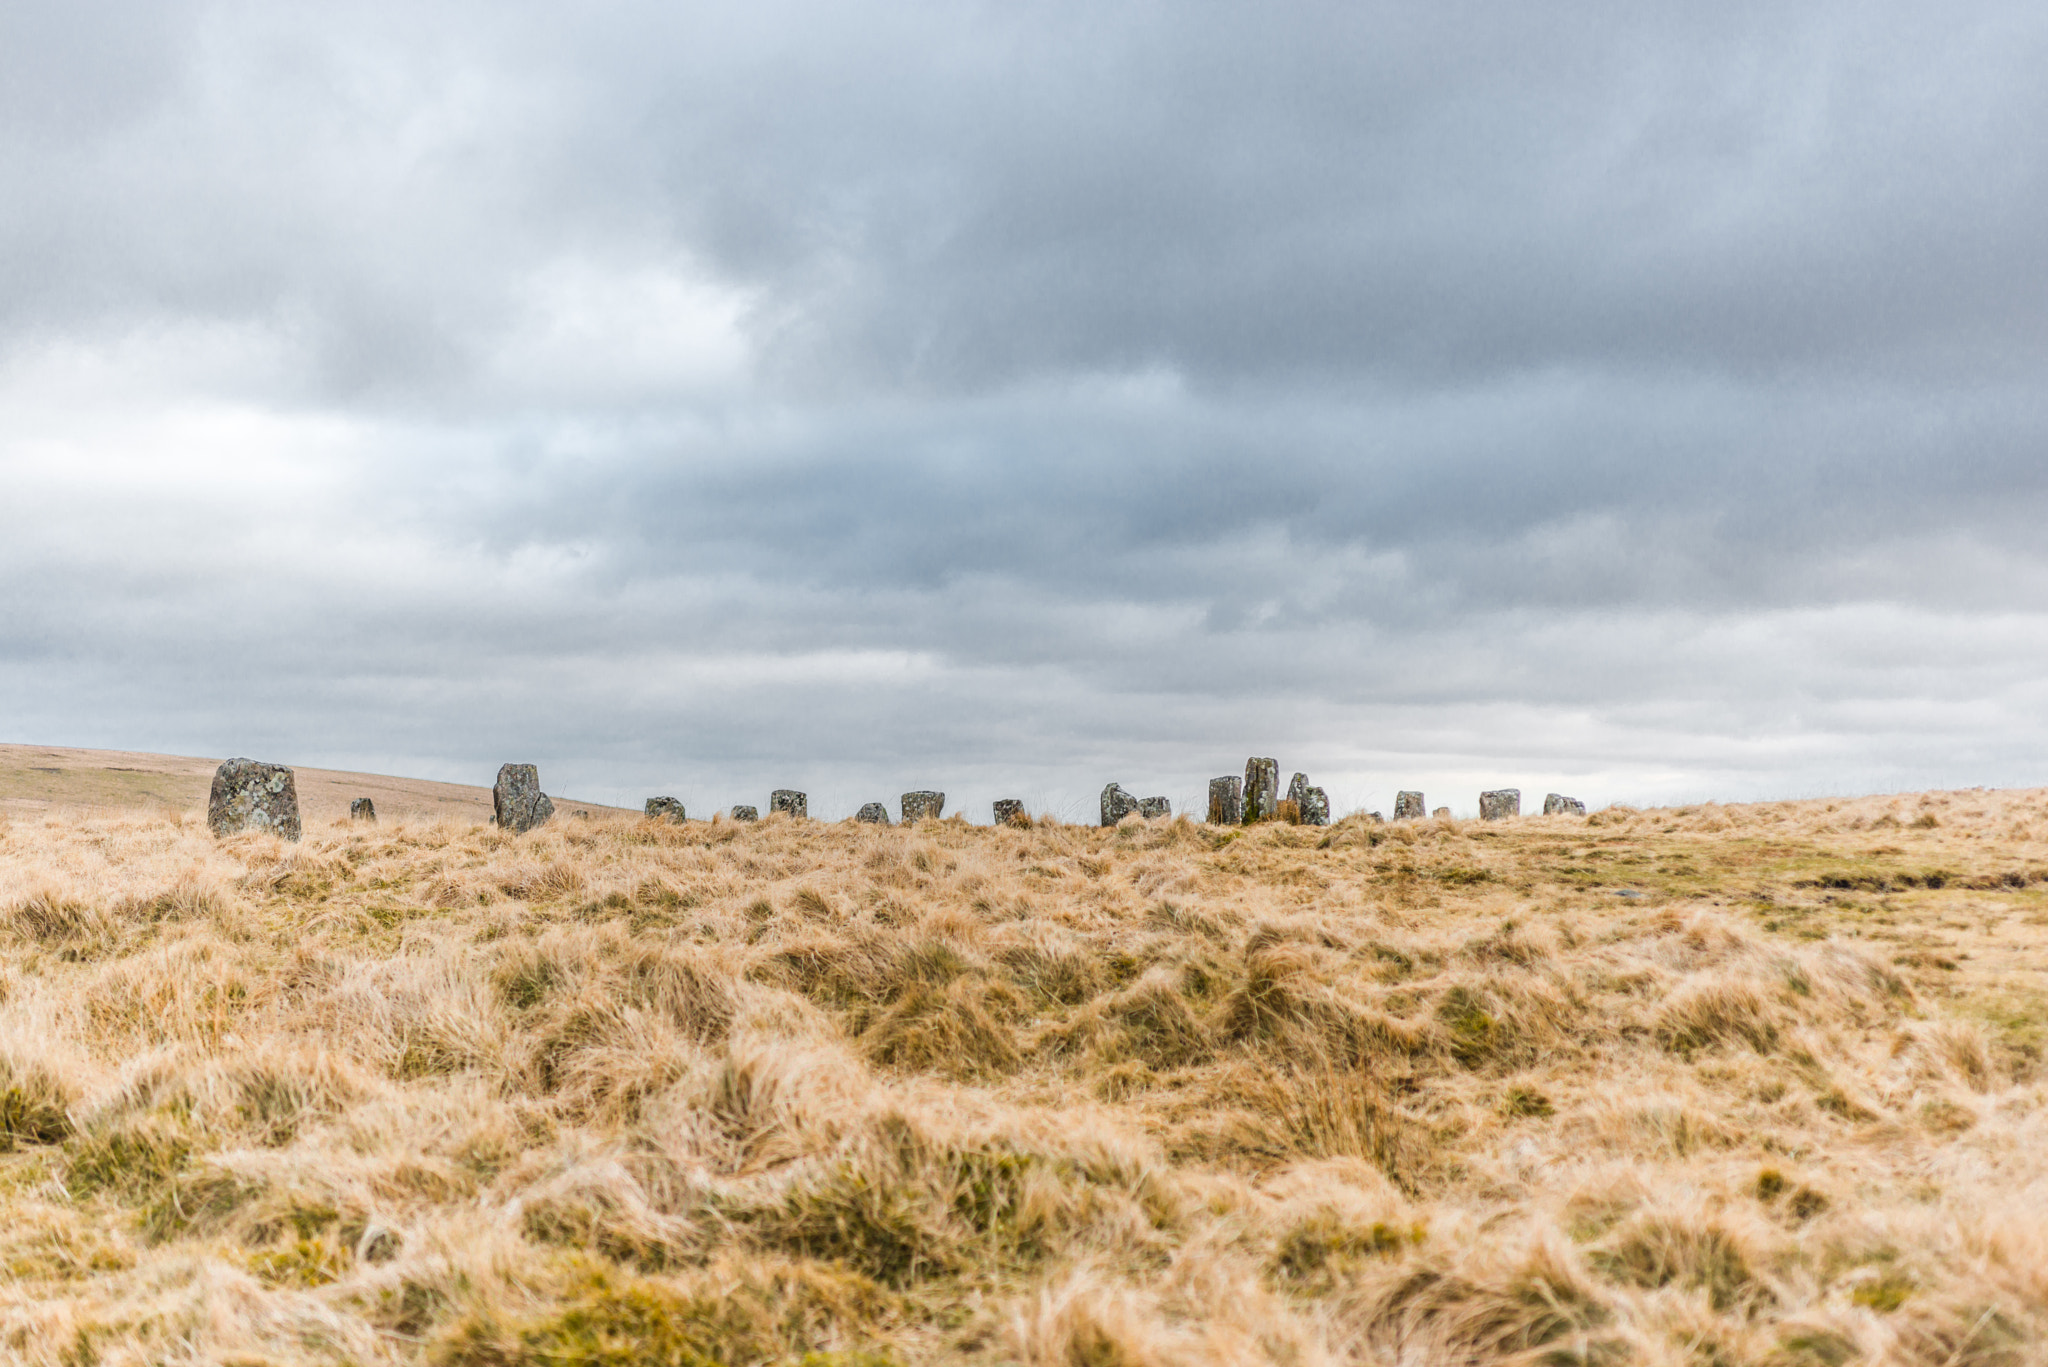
[1243,758,1279,823]
[1479,789,1521,822]
[1100,783,1140,826]
[1208,776,1243,825]
[856,802,891,824]
[645,797,686,823]
[1394,791,1426,821]
[770,790,807,818]
[1138,796,1171,819]
[993,799,1026,826]
[208,759,302,841]
[494,764,555,834]
[350,797,376,823]
[731,805,759,822]
[1543,793,1587,817]
[901,791,946,823]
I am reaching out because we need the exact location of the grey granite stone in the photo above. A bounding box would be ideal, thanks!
[350,797,376,823]
[731,805,759,822]
[901,790,946,823]
[493,764,555,834]
[645,796,686,823]
[993,799,1026,826]
[1298,786,1330,826]
[1100,783,1140,826]
[856,802,891,824]
[770,790,807,818]
[1394,791,1426,821]
[1242,757,1279,823]
[1433,807,1451,820]
[1138,796,1171,819]
[209,759,301,841]
[1543,793,1587,817]
[1479,789,1521,821]
[1207,776,1243,825]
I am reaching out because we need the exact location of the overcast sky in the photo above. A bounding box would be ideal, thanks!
[4,1,2047,819]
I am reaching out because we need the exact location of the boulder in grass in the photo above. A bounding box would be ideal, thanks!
[1242,757,1279,823]
[770,790,807,819]
[350,797,376,823]
[645,796,686,823]
[1100,783,1140,826]
[856,802,891,824]
[1479,789,1520,822]
[1543,793,1587,817]
[731,805,759,822]
[1394,791,1426,821]
[1207,776,1243,825]
[493,764,555,834]
[209,759,302,841]
[901,790,946,823]
[1298,786,1330,827]
[1138,796,1171,819]
[1433,806,1451,820]
[993,798,1026,827]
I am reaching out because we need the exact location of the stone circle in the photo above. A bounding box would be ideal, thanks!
[645,796,686,823]
[856,802,891,824]
[1394,791,1426,821]
[1207,776,1243,825]
[1544,793,1587,817]
[1100,783,1140,826]
[208,759,302,841]
[1479,789,1521,821]
[493,764,555,834]
[770,790,807,818]
[731,805,759,822]
[993,799,1025,826]
[901,791,946,823]
[1242,757,1279,823]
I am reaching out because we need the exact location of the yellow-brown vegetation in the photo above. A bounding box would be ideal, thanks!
[1,787,2046,1365]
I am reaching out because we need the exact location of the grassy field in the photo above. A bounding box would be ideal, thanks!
[0,787,2044,1365]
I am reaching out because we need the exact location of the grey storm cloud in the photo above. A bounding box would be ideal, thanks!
[3,0,2048,815]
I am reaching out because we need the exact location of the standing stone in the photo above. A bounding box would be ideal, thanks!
[645,797,686,823]
[901,791,946,823]
[1138,796,1171,819]
[856,802,891,824]
[1243,758,1279,823]
[770,790,807,819]
[993,799,1026,827]
[1208,776,1243,825]
[1394,791,1426,821]
[1543,793,1587,817]
[731,805,759,822]
[1432,807,1451,820]
[1101,783,1141,826]
[1298,787,1330,827]
[208,759,302,841]
[493,764,555,834]
[350,797,376,823]
[1479,789,1521,822]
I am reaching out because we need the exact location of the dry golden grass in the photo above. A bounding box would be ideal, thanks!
[1,787,2046,1365]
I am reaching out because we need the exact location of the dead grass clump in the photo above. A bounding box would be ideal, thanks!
[4,889,114,956]
[1348,1236,1617,1364]
[0,1051,74,1149]
[1219,1064,1418,1181]
[1587,1214,1774,1311]
[1655,978,1784,1057]
[1051,970,1213,1069]
[858,976,1027,1079]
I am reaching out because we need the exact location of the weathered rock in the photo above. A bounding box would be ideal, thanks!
[1100,783,1140,826]
[856,802,891,824]
[1394,791,1426,821]
[1543,793,1587,817]
[493,764,554,834]
[645,796,686,823]
[901,790,946,823]
[770,790,807,819]
[993,799,1026,827]
[1243,757,1279,823]
[350,797,376,823]
[1479,789,1521,822]
[1432,807,1451,820]
[731,805,759,822]
[209,759,301,841]
[1298,787,1330,826]
[1207,776,1243,825]
[1138,796,1171,819]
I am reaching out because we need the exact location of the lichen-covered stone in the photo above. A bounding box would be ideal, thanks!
[1242,758,1279,823]
[856,802,891,824]
[645,796,686,823]
[1432,807,1451,820]
[1207,776,1242,825]
[209,759,301,841]
[1543,793,1587,817]
[770,790,807,819]
[1394,791,1426,821]
[493,764,555,834]
[993,799,1026,826]
[731,805,758,822]
[1479,789,1521,822]
[350,797,376,823]
[1138,796,1171,819]
[901,791,945,823]
[1298,787,1330,826]
[1100,783,1140,826]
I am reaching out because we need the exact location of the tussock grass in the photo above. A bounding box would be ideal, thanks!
[0,789,2045,1362]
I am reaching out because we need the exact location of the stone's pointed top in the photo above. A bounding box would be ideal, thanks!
[731,805,758,822]
[1100,783,1140,827]
[350,797,376,823]
[1544,793,1587,817]
[1394,791,1426,821]
[993,798,1026,827]
[856,801,891,824]
[1207,776,1243,825]
[493,764,554,834]
[901,791,945,823]
[1479,789,1521,821]
[209,758,301,841]
[645,796,685,823]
